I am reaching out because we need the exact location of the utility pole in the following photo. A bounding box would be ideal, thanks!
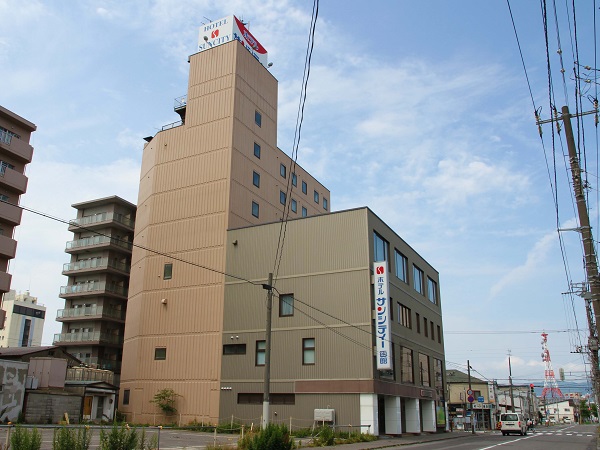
[508,351,515,413]
[467,360,475,434]
[537,105,600,399]
[262,273,274,428]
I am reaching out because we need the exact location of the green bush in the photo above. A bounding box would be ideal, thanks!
[10,425,42,450]
[52,426,92,450]
[238,423,295,450]
[114,410,127,423]
[313,426,334,446]
[138,428,158,450]
[99,424,139,450]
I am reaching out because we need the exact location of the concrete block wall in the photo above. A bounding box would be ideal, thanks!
[24,392,81,424]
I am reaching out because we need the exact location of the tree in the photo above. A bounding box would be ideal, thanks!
[150,388,181,415]
[580,399,591,422]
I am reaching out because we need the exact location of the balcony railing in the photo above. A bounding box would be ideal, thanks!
[62,258,130,274]
[65,235,132,251]
[60,281,128,298]
[53,331,123,345]
[69,212,134,229]
[174,95,187,110]
[0,129,13,145]
[56,305,125,321]
[77,357,122,373]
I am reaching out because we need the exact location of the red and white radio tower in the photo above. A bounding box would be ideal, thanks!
[541,332,563,399]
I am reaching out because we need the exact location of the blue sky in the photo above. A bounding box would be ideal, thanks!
[1,0,597,392]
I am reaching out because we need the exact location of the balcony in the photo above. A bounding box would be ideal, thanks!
[53,331,124,346]
[0,271,11,293]
[62,258,130,276]
[56,305,126,322]
[174,94,186,123]
[65,235,132,254]
[0,234,17,260]
[68,212,134,232]
[77,357,122,373]
[0,130,33,163]
[0,164,27,194]
[59,281,128,299]
[0,200,22,226]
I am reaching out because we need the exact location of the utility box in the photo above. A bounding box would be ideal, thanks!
[314,409,335,423]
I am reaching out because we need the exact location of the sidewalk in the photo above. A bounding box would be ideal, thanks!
[316,430,481,449]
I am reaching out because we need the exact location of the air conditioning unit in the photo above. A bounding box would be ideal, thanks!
[314,409,335,423]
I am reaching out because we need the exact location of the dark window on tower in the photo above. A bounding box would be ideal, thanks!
[254,142,261,158]
[252,201,259,218]
[21,319,31,347]
[253,171,260,188]
[280,164,287,179]
[123,389,130,405]
[302,181,307,194]
[163,263,173,280]
[154,347,166,360]
[255,110,262,127]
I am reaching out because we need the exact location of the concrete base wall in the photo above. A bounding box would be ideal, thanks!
[24,391,81,424]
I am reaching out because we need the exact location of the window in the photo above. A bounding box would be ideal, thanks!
[238,393,263,404]
[252,201,259,218]
[279,293,294,317]
[271,393,295,405]
[302,181,307,194]
[21,319,31,347]
[314,190,319,204]
[123,389,130,405]
[0,194,9,202]
[291,199,297,213]
[434,359,443,391]
[163,263,173,280]
[399,303,411,329]
[254,142,261,158]
[253,171,260,187]
[154,347,166,360]
[255,110,262,127]
[280,163,287,179]
[401,347,414,383]
[373,232,388,262]
[323,198,328,210]
[302,207,307,217]
[292,173,297,186]
[430,321,435,340]
[416,313,420,333]
[303,338,315,365]
[419,353,430,386]
[437,325,441,344]
[256,340,266,366]
[395,250,408,283]
[423,317,428,337]
[413,265,424,294]
[427,277,438,304]
[223,344,247,355]
[280,190,286,205]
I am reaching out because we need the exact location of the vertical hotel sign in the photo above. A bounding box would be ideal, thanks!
[374,261,392,370]
[198,15,269,68]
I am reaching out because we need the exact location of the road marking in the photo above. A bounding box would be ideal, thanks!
[479,435,537,449]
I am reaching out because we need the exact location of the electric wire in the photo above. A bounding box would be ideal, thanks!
[271,0,319,287]
[12,200,261,287]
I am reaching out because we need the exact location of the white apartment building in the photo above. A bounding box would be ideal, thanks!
[0,290,45,347]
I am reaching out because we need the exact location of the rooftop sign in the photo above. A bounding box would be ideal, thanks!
[198,15,269,68]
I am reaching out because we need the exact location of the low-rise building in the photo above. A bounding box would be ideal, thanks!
[539,398,577,424]
[446,370,496,430]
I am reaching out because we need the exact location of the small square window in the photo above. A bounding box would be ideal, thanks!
[302,181,307,195]
[253,171,260,188]
[163,263,172,280]
[255,110,262,127]
[256,340,266,366]
[303,338,315,365]
[254,142,261,158]
[292,173,297,186]
[252,201,259,218]
[280,293,294,317]
[314,190,319,204]
[302,207,307,217]
[280,190,286,205]
[280,163,287,179]
[323,198,328,210]
[291,199,297,213]
[154,347,166,360]
[123,389,130,405]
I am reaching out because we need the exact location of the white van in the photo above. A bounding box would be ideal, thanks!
[499,413,528,436]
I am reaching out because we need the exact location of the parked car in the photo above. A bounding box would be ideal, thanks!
[499,413,528,436]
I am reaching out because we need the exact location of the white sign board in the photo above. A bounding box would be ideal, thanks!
[198,15,269,68]
[374,261,392,370]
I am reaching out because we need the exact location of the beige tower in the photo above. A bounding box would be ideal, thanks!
[120,37,329,423]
